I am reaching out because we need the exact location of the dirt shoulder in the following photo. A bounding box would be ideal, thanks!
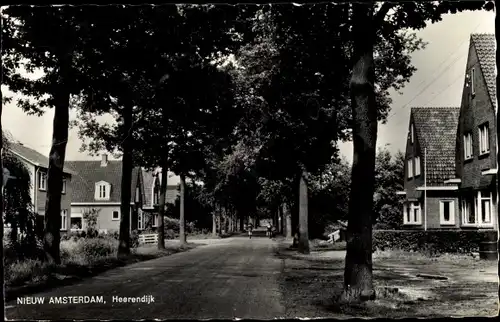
[276,242,498,318]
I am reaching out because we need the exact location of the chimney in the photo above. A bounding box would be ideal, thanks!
[101,153,108,167]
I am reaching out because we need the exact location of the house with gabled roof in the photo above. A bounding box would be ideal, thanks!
[66,154,142,233]
[8,142,76,232]
[400,107,462,229]
[137,168,179,231]
[454,33,498,230]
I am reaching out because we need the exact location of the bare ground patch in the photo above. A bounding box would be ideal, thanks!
[276,243,498,318]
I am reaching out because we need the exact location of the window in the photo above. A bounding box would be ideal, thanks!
[407,159,413,178]
[440,200,455,225]
[138,210,144,230]
[62,179,67,194]
[38,172,47,190]
[112,210,120,221]
[471,68,475,95]
[95,181,110,201]
[135,187,140,202]
[403,202,421,225]
[463,133,473,160]
[479,191,492,224]
[153,190,159,205]
[461,197,475,225]
[478,124,490,155]
[414,156,421,177]
[410,124,414,143]
[60,210,67,231]
[153,214,159,227]
[70,213,83,231]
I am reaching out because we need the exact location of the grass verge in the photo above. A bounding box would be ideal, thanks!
[4,238,199,302]
[276,241,497,318]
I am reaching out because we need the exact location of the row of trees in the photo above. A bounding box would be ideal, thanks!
[1,2,492,303]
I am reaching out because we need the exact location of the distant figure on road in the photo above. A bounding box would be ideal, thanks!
[247,223,253,239]
[266,223,271,237]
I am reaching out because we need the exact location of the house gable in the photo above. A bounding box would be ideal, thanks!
[456,33,496,190]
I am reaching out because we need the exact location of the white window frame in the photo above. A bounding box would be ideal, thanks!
[62,179,67,194]
[461,198,475,226]
[95,181,111,201]
[414,156,421,177]
[407,159,413,178]
[463,133,473,160]
[478,191,493,227]
[478,124,490,155]
[112,210,120,221]
[38,172,47,191]
[70,212,83,231]
[60,209,68,231]
[471,68,475,95]
[152,214,159,227]
[403,202,422,225]
[439,200,455,225]
[138,209,144,230]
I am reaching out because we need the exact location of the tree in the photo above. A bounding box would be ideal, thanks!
[342,0,493,302]
[2,7,93,264]
[373,149,404,229]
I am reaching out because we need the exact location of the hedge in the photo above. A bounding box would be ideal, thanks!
[372,230,498,254]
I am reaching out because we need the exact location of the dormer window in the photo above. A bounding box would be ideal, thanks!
[135,187,140,203]
[95,181,111,201]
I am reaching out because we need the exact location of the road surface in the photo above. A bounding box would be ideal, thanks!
[6,233,286,320]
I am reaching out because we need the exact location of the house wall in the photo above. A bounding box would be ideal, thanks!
[17,159,36,206]
[404,115,425,200]
[456,41,497,190]
[424,191,460,230]
[35,169,72,232]
[70,205,134,233]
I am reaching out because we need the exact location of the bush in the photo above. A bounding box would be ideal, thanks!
[60,237,118,265]
[372,230,498,254]
[130,230,140,248]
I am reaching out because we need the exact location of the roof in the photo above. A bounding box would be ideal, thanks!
[411,107,460,186]
[66,160,141,203]
[471,33,496,108]
[8,142,77,175]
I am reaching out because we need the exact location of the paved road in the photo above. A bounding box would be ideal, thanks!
[6,235,285,320]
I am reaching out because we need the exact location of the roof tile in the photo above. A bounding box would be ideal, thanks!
[471,33,496,108]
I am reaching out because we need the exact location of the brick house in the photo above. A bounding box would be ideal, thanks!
[8,142,75,232]
[401,107,461,229]
[66,154,142,233]
[455,33,498,230]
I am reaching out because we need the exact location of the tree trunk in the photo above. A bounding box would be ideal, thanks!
[239,211,244,231]
[284,203,292,239]
[0,85,4,311]
[117,103,134,258]
[298,170,310,254]
[342,2,377,302]
[157,166,168,250]
[212,211,217,237]
[43,73,70,264]
[179,174,187,245]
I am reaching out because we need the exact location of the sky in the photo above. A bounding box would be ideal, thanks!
[1,9,496,169]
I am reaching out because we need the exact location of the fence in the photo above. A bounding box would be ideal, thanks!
[139,233,158,245]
